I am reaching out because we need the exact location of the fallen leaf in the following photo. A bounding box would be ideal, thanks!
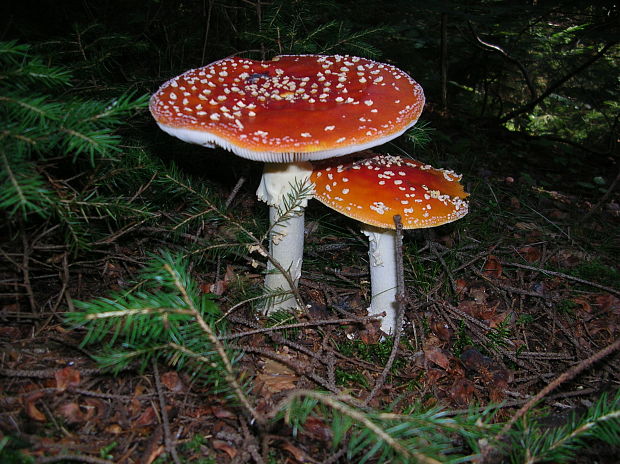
[517,246,541,263]
[455,279,468,296]
[425,368,445,385]
[424,347,450,370]
[55,366,80,392]
[449,378,475,405]
[255,354,299,396]
[483,255,502,278]
[106,424,123,434]
[134,406,158,427]
[572,297,592,314]
[161,371,185,392]
[301,416,332,442]
[549,209,568,220]
[213,440,237,458]
[430,318,453,342]
[359,320,382,344]
[212,406,237,420]
[0,327,22,338]
[509,196,521,209]
[595,294,620,314]
[515,222,540,231]
[23,391,46,422]
[83,398,106,421]
[256,373,298,395]
[58,402,85,423]
[205,264,236,295]
[281,441,309,462]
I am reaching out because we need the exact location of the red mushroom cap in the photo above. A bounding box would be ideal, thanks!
[310,154,469,229]
[149,55,424,163]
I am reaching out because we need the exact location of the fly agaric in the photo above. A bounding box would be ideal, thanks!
[150,55,425,313]
[311,154,469,334]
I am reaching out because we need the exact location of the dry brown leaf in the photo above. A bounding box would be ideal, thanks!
[57,402,85,423]
[359,320,382,344]
[134,406,158,427]
[213,439,237,458]
[23,391,46,422]
[55,366,80,392]
[205,264,237,295]
[449,378,475,405]
[256,373,298,395]
[301,416,332,442]
[430,317,453,342]
[0,327,22,338]
[83,398,106,421]
[595,294,620,314]
[425,368,445,385]
[517,246,541,263]
[106,424,123,434]
[281,441,309,462]
[573,297,592,314]
[483,255,502,278]
[161,371,185,392]
[455,278,468,296]
[212,406,237,419]
[424,347,450,370]
[143,445,165,464]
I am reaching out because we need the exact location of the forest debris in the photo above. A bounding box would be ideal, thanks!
[161,371,186,392]
[482,255,503,278]
[212,439,238,458]
[54,366,80,392]
[23,391,46,422]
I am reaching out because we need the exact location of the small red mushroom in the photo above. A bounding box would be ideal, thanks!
[150,55,425,312]
[311,154,469,334]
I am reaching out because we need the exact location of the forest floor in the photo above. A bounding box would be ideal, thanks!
[1,118,619,463]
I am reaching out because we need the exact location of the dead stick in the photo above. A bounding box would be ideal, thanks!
[224,176,246,210]
[503,261,620,296]
[152,359,181,464]
[501,337,620,435]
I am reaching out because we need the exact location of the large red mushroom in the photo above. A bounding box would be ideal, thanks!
[311,154,469,334]
[150,55,425,313]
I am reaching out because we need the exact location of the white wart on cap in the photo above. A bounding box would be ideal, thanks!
[150,55,425,163]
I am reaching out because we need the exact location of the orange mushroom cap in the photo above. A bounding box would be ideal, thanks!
[150,55,425,163]
[310,154,469,229]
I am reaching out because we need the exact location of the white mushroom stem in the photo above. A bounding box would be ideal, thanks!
[256,161,313,314]
[361,225,400,335]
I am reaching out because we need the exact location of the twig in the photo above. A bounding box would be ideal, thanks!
[431,241,457,293]
[21,224,37,312]
[364,215,406,406]
[36,455,115,464]
[468,21,536,99]
[490,337,620,457]
[224,175,246,210]
[219,316,377,340]
[580,166,620,222]
[152,359,181,464]
[499,41,617,123]
[502,261,620,296]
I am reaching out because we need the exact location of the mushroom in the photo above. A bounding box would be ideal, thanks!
[149,55,425,313]
[310,154,469,334]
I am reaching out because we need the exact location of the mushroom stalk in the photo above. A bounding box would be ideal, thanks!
[362,225,399,335]
[256,161,313,313]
